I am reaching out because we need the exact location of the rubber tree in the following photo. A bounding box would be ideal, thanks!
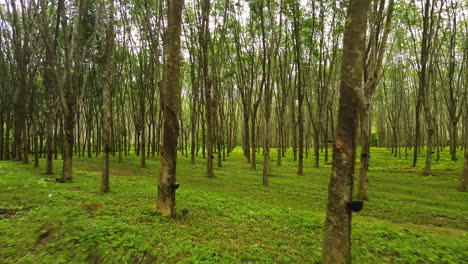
[322,0,370,262]
[357,0,394,200]
[291,0,304,175]
[200,0,215,178]
[99,0,115,193]
[156,0,183,216]
[56,0,96,182]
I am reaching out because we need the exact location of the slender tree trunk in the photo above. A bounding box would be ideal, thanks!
[461,152,468,192]
[251,114,257,171]
[413,102,421,166]
[0,113,3,160]
[243,114,251,163]
[450,122,457,161]
[201,0,215,178]
[33,124,39,168]
[292,0,304,175]
[23,125,29,164]
[358,107,370,200]
[201,120,206,159]
[314,128,320,168]
[46,94,54,174]
[141,124,146,167]
[100,2,114,193]
[277,126,282,166]
[13,86,26,162]
[4,120,11,160]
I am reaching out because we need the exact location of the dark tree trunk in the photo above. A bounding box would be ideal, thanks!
[243,114,251,163]
[156,0,183,216]
[61,110,75,182]
[4,119,11,160]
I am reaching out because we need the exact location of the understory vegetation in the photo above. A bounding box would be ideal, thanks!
[1,148,466,264]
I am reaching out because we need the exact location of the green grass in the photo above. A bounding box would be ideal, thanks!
[0,147,467,263]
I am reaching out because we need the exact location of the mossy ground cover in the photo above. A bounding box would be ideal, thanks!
[0,147,466,263]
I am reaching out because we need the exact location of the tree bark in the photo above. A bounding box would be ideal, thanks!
[322,0,369,263]
[100,1,115,193]
[292,0,304,175]
[358,106,370,200]
[358,0,394,200]
[201,0,215,178]
[61,110,74,182]
[156,0,183,216]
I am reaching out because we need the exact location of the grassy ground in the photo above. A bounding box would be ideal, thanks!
[0,147,466,263]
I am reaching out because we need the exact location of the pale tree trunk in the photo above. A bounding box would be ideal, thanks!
[156,0,183,216]
[322,0,369,263]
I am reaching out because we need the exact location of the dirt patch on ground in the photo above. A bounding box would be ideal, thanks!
[0,205,33,219]
[74,160,139,177]
[0,208,19,218]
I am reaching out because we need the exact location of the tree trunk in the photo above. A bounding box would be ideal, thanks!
[292,0,304,176]
[60,110,74,182]
[314,128,320,168]
[4,120,11,160]
[251,114,257,171]
[0,113,3,160]
[33,124,39,168]
[201,0,215,178]
[413,102,421,166]
[156,0,183,216]
[243,113,251,163]
[358,106,370,200]
[461,152,468,192]
[45,92,54,174]
[322,0,369,262]
[13,87,26,161]
[100,2,114,193]
[450,122,457,161]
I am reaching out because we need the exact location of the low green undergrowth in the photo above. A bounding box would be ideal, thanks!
[0,147,466,263]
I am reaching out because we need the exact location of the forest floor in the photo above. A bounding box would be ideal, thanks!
[0,147,467,264]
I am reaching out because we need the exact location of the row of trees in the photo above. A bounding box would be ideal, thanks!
[0,0,466,262]
[0,0,465,188]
